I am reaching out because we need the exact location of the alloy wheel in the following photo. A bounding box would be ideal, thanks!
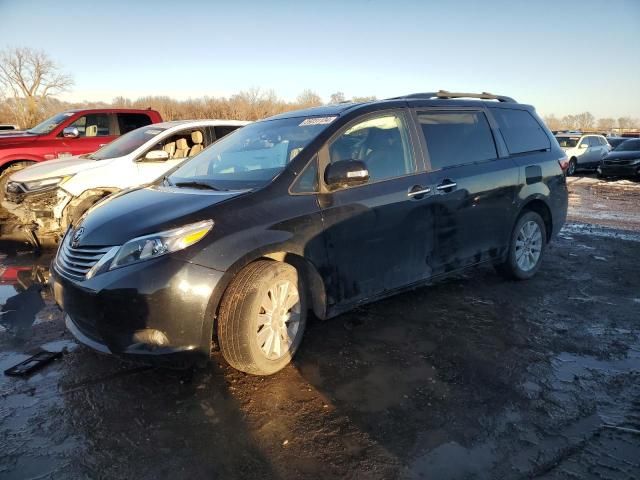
[515,220,542,272]
[256,280,301,360]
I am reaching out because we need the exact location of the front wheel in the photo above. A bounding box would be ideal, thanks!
[567,158,577,176]
[217,260,307,375]
[496,211,547,280]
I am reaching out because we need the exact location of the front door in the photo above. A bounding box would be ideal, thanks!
[55,112,116,158]
[317,110,435,308]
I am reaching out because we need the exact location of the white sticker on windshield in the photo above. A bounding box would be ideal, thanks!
[299,116,337,126]
[145,129,162,135]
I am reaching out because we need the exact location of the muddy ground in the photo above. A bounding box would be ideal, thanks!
[1,174,639,479]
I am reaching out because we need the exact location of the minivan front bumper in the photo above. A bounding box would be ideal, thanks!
[51,255,225,365]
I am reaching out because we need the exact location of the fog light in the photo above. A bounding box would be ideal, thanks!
[132,329,169,347]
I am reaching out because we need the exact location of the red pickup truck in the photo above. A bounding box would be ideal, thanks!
[0,108,163,177]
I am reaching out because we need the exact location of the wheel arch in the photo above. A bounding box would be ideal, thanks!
[0,159,36,174]
[518,197,553,242]
[200,248,328,356]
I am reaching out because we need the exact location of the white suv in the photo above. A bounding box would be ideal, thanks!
[2,119,249,246]
[555,133,611,175]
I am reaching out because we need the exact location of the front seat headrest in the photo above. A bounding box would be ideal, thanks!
[191,131,203,144]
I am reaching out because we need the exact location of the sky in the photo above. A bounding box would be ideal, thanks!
[0,0,638,118]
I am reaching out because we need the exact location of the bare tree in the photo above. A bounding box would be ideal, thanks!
[597,117,616,131]
[617,116,634,130]
[574,112,595,130]
[329,91,346,104]
[296,89,322,108]
[543,114,562,131]
[0,47,73,128]
[561,115,578,130]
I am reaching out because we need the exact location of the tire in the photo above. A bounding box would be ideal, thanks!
[567,158,577,176]
[217,260,307,375]
[496,211,547,281]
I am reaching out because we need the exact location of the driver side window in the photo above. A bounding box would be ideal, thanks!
[328,113,416,183]
[67,114,111,137]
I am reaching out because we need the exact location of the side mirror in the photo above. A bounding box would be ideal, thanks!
[143,150,169,161]
[579,143,588,149]
[63,127,80,138]
[324,160,369,189]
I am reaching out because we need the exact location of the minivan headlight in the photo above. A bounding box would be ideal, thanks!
[109,220,214,270]
[23,176,71,192]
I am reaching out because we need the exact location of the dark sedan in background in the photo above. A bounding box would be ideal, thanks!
[598,138,640,179]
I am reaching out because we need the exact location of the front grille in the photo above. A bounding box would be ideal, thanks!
[604,159,632,166]
[55,234,115,281]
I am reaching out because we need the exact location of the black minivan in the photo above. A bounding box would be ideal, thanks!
[51,91,569,375]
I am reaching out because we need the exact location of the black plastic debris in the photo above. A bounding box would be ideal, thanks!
[4,349,63,377]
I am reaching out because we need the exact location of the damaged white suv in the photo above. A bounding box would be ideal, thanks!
[1,119,249,246]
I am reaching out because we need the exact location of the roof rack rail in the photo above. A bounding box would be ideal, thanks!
[390,90,516,103]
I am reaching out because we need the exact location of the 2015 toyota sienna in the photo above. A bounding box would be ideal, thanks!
[51,91,569,375]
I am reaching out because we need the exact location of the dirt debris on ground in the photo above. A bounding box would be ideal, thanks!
[0,174,639,479]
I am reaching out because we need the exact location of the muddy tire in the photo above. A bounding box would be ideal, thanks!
[217,260,307,375]
[496,211,547,281]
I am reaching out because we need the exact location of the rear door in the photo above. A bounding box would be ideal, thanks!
[414,108,519,274]
[54,113,115,158]
[116,113,153,135]
[317,109,436,307]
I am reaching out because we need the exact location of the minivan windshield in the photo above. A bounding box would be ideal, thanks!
[613,139,640,152]
[27,112,74,134]
[168,116,333,190]
[87,126,166,160]
[555,136,580,148]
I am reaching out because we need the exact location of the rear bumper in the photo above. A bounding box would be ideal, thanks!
[51,255,225,365]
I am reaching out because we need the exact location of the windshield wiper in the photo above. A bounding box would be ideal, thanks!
[174,181,221,191]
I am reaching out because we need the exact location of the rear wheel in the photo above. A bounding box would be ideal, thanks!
[217,260,307,375]
[567,158,577,176]
[496,211,547,280]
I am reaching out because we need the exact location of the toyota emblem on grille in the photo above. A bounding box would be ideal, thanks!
[71,227,85,247]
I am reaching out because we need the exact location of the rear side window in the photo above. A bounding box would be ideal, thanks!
[118,113,152,134]
[418,111,497,170]
[214,125,241,140]
[491,108,550,155]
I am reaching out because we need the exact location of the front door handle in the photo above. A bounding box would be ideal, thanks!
[436,181,457,191]
[408,185,431,197]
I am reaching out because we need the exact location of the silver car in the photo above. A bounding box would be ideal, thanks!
[555,133,611,175]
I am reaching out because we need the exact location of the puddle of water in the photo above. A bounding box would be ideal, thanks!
[552,349,640,384]
[409,440,497,480]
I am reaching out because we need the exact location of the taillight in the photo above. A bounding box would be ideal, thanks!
[558,156,569,172]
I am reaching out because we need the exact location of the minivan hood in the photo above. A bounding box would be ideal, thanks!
[11,156,102,182]
[75,185,246,246]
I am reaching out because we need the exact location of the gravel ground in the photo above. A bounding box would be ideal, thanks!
[0,174,639,480]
